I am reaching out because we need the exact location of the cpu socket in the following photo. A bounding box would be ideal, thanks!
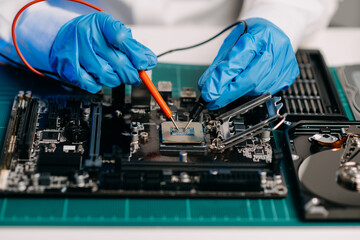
[161,121,205,144]
[160,121,207,153]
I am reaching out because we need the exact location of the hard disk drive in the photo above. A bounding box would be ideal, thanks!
[285,121,360,220]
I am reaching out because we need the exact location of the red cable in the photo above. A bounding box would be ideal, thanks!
[12,0,177,125]
[11,0,105,77]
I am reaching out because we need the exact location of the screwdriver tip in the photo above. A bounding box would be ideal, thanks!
[170,116,180,131]
[184,119,193,131]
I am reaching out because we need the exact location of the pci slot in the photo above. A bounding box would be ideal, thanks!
[0,92,25,169]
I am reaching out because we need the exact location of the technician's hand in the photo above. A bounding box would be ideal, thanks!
[49,12,157,93]
[198,18,299,110]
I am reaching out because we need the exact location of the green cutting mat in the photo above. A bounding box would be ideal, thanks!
[0,63,357,226]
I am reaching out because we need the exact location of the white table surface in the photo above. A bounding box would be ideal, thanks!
[2,26,360,239]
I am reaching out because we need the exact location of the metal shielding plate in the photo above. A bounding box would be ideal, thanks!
[161,121,205,144]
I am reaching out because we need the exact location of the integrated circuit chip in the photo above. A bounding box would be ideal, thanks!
[161,121,205,144]
[40,130,60,141]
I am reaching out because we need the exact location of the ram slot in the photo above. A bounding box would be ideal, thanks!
[85,104,102,167]
[18,98,39,159]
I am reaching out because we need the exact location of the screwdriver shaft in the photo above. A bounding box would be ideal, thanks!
[170,116,180,131]
[184,119,193,130]
[138,70,179,130]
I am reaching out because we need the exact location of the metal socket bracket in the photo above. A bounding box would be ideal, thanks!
[211,93,285,151]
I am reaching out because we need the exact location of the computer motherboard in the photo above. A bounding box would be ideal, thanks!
[2,49,360,221]
[0,84,287,198]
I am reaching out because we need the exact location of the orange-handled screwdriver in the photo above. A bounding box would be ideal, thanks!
[138,70,180,130]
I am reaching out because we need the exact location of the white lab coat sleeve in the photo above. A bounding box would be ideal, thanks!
[0,1,78,71]
[239,0,338,50]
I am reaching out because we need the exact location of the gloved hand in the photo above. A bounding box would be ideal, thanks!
[198,18,299,110]
[49,12,157,93]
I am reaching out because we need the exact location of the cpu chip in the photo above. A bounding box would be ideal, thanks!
[161,121,205,144]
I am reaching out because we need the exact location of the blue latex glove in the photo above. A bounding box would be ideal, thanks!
[49,12,157,93]
[198,18,299,110]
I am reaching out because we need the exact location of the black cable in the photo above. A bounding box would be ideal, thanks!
[184,20,248,125]
[222,20,247,59]
[156,20,247,58]
[0,52,58,76]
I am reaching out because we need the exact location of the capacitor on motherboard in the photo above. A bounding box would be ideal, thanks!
[179,152,188,163]
[180,172,191,183]
[140,131,149,143]
[131,131,139,143]
[131,122,138,132]
[261,131,271,142]
[82,105,91,122]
